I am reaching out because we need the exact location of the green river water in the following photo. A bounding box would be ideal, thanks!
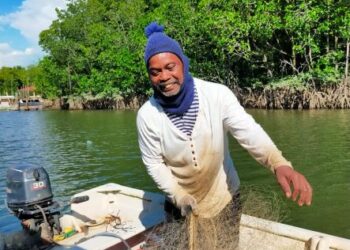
[0,109,349,239]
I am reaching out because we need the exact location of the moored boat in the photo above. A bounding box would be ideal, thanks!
[18,96,43,111]
[17,85,43,111]
[0,95,17,111]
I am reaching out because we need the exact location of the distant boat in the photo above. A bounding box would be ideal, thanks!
[17,85,43,111]
[0,95,17,111]
[18,96,43,111]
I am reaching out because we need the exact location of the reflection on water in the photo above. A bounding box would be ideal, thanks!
[0,109,349,238]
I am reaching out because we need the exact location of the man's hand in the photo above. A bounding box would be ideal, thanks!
[275,165,313,206]
[178,194,198,216]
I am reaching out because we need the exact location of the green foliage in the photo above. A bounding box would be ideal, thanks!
[0,67,24,95]
[312,51,343,85]
[37,57,65,98]
[3,0,349,100]
[38,0,151,98]
[267,75,307,90]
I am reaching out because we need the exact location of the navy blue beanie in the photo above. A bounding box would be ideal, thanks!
[144,22,185,65]
[144,22,194,115]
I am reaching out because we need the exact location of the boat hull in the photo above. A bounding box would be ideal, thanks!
[52,183,350,250]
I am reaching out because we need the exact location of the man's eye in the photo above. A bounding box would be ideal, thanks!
[167,64,175,70]
[150,70,160,76]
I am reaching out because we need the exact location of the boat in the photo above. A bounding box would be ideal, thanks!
[49,183,350,250]
[0,95,17,111]
[18,96,43,111]
[17,85,43,111]
[3,164,350,250]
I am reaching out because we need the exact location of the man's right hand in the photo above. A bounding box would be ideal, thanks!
[178,194,198,216]
[275,165,313,206]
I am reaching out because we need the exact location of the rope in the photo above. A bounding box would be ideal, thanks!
[188,213,197,250]
[209,218,217,249]
[188,213,219,250]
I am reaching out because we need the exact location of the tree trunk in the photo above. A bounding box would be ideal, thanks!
[67,64,72,93]
[291,38,296,72]
[335,36,339,71]
[308,46,313,69]
[308,33,313,70]
[345,40,349,85]
[326,0,330,53]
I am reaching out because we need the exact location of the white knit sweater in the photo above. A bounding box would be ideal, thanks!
[137,78,291,218]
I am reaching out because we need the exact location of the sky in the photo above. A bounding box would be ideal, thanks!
[0,0,68,68]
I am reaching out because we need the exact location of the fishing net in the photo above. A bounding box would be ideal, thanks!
[240,184,288,222]
[143,185,287,250]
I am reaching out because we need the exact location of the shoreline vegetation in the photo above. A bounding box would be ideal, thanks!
[2,1,350,110]
[235,80,350,109]
[44,80,350,110]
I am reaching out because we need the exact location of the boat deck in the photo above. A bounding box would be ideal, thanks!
[52,183,350,250]
[53,183,165,250]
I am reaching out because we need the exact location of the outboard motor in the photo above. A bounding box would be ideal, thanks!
[6,164,61,243]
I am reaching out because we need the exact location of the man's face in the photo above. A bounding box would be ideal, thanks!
[148,52,184,97]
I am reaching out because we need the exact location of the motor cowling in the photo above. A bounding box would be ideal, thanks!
[5,163,61,243]
[6,163,54,216]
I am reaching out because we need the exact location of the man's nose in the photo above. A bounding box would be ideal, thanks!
[159,71,171,82]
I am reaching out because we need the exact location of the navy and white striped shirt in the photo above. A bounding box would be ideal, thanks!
[165,87,199,136]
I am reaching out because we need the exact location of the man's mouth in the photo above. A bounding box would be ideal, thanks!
[157,81,178,92]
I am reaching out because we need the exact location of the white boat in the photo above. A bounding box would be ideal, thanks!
[52,183,350,250]
[0,95,17,111]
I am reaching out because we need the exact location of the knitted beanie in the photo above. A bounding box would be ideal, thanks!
[143,22,194,115]
[144,22,185,65]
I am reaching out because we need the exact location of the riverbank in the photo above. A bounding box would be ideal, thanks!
[235,81,350,109]
[42,95,146,110]
[43,82,350,110]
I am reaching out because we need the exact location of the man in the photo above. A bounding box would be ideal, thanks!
[137,22,312,220]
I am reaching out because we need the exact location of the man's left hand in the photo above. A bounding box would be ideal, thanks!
[275,165,313,206]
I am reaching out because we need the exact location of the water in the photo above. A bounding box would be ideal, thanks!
[0,109,349,239]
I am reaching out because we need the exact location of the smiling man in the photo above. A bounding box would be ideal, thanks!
[148,52,184,97]
[137,22,312,225]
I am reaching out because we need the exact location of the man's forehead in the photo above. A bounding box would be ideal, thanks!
[148,52,182,67]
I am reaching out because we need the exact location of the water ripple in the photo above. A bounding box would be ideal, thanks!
[1,110,350,238]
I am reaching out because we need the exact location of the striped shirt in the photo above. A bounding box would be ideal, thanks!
[166,87,199,136]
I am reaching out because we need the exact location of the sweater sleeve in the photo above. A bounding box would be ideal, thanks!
[220,86,292,172]
[136,109,187,205]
